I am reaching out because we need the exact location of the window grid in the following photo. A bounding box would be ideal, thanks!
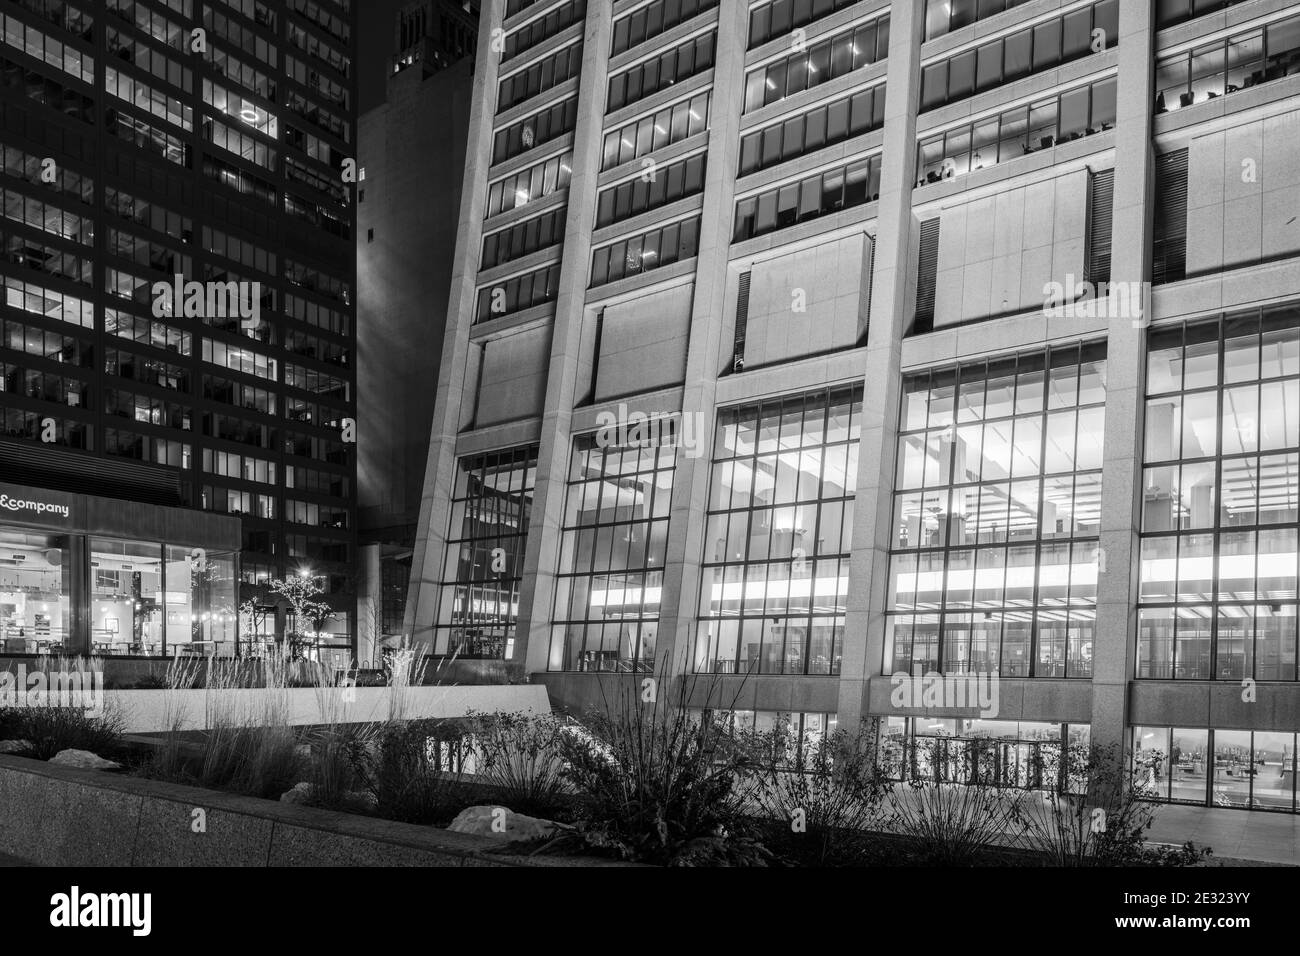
[1138,308,1300,682]
[548,435,678,673]
[743,14,889,113]
[606,30,716,114]
[1154,13,1300,114]
[613,0,717,57]
[435,446,539,660]
[601,91,710,172]
[919,0,1119,113]
[916,75,1116,187]
[1134,726,1300,811]
[886,344,1109,680]
[503,0,586,62]
[694,386,864,677]
[733,153,881,243]
[590,215,700,287]
[739,82,885,177]
[923,0,1039,43]
[595,152,705,229]
[748,0,864,49]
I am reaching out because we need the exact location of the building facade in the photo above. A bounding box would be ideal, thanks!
[1,0,359,651]
[407,0,1300,812]
[356,0,478,664]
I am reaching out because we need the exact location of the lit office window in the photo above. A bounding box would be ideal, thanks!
[919,0,1118,113]
[1138,307,1300,680]
[743,15,888,113]
[548,435,677,672]
[887,345,1107,679]
[694,386,862,676]
[435,446,538,659]
[923,0,1037,42]
[1134,726,1298,811]
[882,717,1090,790]
[1154,13,1300,113]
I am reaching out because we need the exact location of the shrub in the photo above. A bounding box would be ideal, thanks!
[557,668,768,866]
[191,657,302,798]
[469,710,571,817]
[889,738,1018,865]
[745,719,894,866]
[305,668,373,810]
[1009,741,1212,867]
[1,655,124,760]
[142,656,203,781]
[5,704,126,761]
[351,718,469,824]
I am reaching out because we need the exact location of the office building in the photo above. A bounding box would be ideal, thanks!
[406,0,1300,812]
[1,0,358,655]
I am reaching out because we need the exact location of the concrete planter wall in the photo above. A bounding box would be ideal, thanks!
[0,656,530,690]
[0,755,624,867]
[104,684,550,733]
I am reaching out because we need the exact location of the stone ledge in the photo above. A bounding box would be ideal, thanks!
[0,755,630,867]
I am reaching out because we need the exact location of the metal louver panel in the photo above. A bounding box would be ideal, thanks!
[1153,149,1188,285]
[1087,168,1114,286]
[732,270,751,372]
[915,218,941,333]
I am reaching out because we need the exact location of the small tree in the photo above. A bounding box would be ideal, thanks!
[268,574,330,659]
[302,599,338,656]
[237,599,270,657]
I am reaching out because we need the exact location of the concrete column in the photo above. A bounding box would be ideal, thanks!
[67,534,91,656]
[1091,0,1156,763]
[837,0,925,730]
[655,0,752,679]
[357,542,381,665]
[404,0,507,648]
[517,2,615,673]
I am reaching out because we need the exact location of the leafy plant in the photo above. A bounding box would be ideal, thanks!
[1009,741,1212,866]
[469,710,571,817]
[305,666,373,810]
[5,704,126,761]
[1,655,124,760]
[745,719,894,866]
[557,664,767,866]
[889,737,1018,865]
[351,718,467,824]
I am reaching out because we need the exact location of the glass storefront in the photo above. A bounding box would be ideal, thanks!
[1135,726,1300,811]
[694,386,862,676]
[0,527,235,657]
[548,433,677,672]
[0,530,71,653]
[886,344,1107,678]
[1138,307,1300,679]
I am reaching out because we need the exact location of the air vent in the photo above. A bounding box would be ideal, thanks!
[914,218,941,334]
[732,270,751,373]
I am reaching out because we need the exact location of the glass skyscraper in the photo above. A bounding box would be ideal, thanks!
[1,0,357,649]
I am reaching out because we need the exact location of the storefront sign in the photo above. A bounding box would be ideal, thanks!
[0,492,71,520]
